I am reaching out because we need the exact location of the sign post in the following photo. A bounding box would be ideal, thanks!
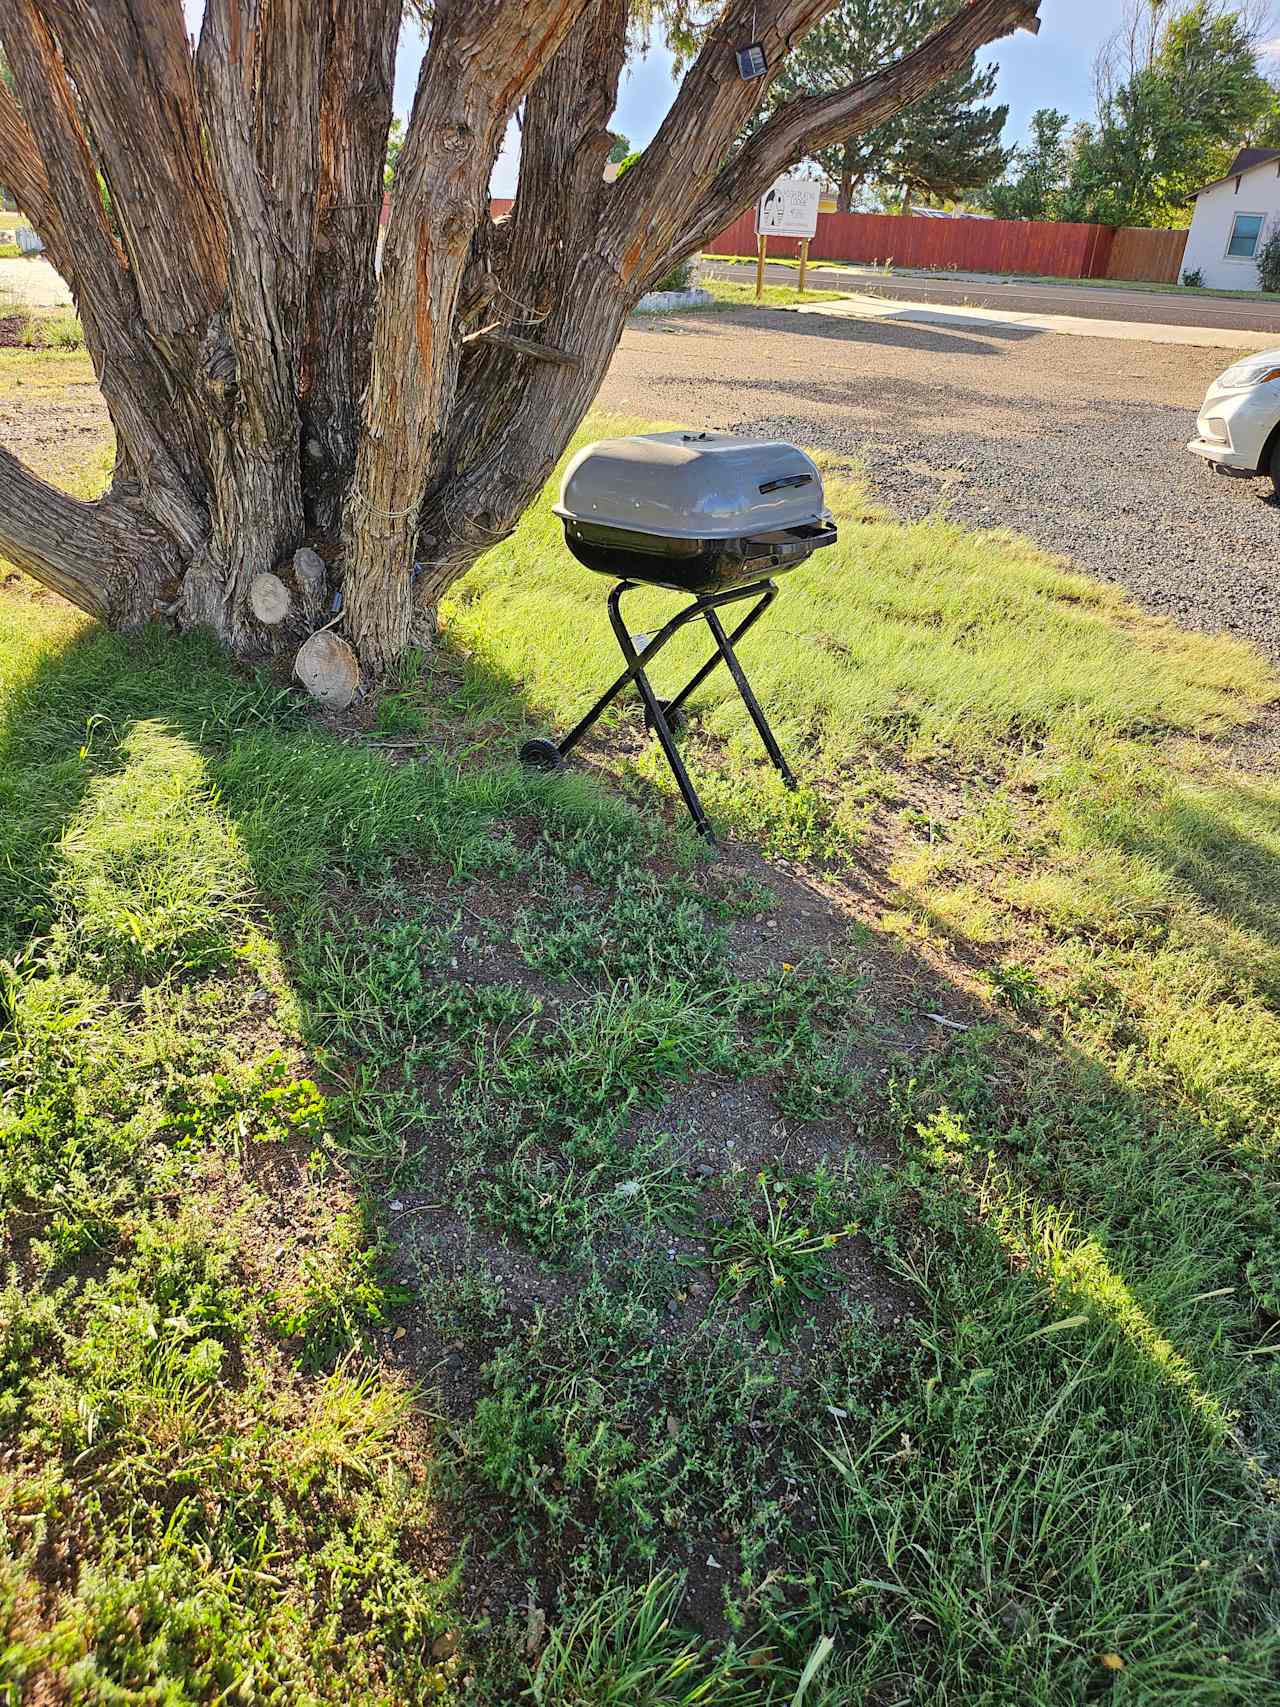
[755,177,820,300]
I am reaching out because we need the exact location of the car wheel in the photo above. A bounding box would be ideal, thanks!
[1272,435,1280,499]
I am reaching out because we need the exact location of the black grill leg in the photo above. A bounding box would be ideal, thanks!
[607,592,717,842]
[703,607,797,790]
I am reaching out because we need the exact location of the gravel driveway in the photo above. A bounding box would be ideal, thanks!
[599,305,1280,665]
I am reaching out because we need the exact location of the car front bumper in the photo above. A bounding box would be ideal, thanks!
[1187,383,1279,473]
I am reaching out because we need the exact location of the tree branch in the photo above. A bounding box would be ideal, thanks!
[410,0,626,593]
[196,0,325,441]
[194,0,331,624]
[609,0,1042,286]
[345,0,598,667]
[0,80,70,278]
[37,0,227,339]
[301,0,400,531]
[0,446,180,627]
[461,325,581,365]
[708,0,1041,233]
[0,2,126,288]
[0,1,209,551]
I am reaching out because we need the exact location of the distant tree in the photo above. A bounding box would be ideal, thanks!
[763,0,1009,212]
[384,116,404,190]
[982,105,1072,219]
[876,59,1009,211]
[1067,1,1276,226]
[607,131,631,162]
[1245,73,1280,146]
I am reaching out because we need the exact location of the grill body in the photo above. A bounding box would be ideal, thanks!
[554,430,836,594]
[522,431,838,843]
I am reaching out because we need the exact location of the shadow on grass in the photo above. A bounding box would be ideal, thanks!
[4,600,1280,1702]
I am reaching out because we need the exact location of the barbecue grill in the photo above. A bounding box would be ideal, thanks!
[519,430,838,843]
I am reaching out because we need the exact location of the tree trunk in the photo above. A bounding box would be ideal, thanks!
[837,157,855,214]
[0,0,1042,679]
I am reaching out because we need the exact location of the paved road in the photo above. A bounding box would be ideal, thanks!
[700,259,1280,337]
[598,302,1280,666]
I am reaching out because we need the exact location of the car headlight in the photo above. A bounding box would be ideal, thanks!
[1215,362,1280,391]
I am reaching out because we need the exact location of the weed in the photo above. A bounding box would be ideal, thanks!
[701,1173,856,1349]
[527,1575,762,1704]
[980,961,1047,1015]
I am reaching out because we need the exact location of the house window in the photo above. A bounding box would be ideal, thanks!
[1226,213,1264,258]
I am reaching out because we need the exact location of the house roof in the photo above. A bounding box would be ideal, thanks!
[1189,147,1280,200]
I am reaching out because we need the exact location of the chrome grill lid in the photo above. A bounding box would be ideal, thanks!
[554,430,827,541]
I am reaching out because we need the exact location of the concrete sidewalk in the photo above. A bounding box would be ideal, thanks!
[794,290,1273,350]
[0,257,74,310]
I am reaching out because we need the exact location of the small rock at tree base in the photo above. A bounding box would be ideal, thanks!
[295,630,359,711]
[250,571,292,626]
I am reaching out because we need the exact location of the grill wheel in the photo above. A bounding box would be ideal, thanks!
[642,698,687,737]
[518,737,564,772]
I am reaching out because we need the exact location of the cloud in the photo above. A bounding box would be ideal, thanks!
[1261,35,1280,58]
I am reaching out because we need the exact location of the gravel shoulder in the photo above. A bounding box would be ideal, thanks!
[599,305,1280,666]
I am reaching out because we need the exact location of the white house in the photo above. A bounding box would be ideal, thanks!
[1182,147,1280,290]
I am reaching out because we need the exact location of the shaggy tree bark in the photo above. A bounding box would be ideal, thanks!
[0,0,1041,681]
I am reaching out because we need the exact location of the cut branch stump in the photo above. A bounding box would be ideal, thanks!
[293,546,329,628]
[250,571,293,626]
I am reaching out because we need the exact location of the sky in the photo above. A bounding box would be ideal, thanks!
[390,0,1140,198]
[179,1,1279,201]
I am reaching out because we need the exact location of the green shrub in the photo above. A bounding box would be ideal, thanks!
[651,258,694,292]
[1181,266,1204,288]
[1257,221,1280,294]
[40,311,84,350]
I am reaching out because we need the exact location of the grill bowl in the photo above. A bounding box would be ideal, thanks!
[561,516,837,593]
[555,430,837,592]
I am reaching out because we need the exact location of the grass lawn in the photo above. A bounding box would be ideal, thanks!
[3,363,1280,1702]
[641,275,851,312]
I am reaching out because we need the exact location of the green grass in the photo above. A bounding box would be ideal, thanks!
[633,273,850,311]
[698,274,850,311]
[2,401,1280,1702]
[0,308,84,350]
[448,417,1274,760]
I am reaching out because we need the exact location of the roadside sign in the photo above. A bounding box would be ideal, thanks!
[755,177,821,240]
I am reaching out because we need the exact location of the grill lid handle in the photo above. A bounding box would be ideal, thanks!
[758,472,813,494]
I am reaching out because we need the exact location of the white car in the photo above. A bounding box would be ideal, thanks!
[1188,348,1280,494]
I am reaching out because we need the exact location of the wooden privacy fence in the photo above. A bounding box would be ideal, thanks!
[702,209,1189,286]
[1104,226,1188,285]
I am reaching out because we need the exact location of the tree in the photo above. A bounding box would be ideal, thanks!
[384,117,404,190]
[1068,1,1277,226]
[763,0,1008,213]
[983,105,1072,219]
[875,58,1008,211]
[0,0,1042,679]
